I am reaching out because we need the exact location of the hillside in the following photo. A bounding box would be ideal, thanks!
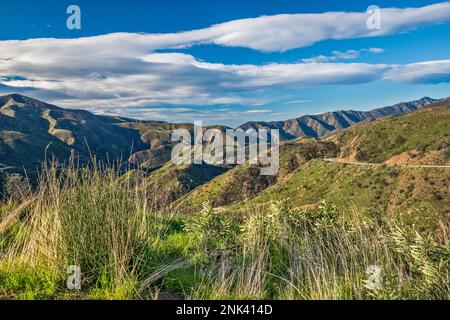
[333,98,450,165]
[174,139,338,213]
[0,94,232,172]
[175,99,450,222]
[0,93,443,174]
[238,97,439,140]
[245,160,449,228]
[0,94,147,170]
[0,95,449,300]
[0,94,143,197]
[0,94,196,197]
[141,161,229,209]
[1,93,449,207]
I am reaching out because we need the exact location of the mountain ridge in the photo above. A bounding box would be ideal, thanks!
[0,93,449,205]
[174,98,450,215]
[237,97,441,140]
[0,93,445,174]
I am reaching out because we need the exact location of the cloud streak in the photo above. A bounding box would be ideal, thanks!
[202,2,450,51]
[301,48,385,63]
[1,48,448,101]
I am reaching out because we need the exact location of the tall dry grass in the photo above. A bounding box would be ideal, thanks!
[1,159,172,298]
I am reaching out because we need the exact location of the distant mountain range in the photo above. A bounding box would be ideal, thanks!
[0,93,443,175]
[0,94,204,177]
[0,93,449,201]
[238,97,440,140]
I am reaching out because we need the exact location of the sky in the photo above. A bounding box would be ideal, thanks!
[0,0,449,126]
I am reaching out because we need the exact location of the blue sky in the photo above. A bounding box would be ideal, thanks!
[0,0,449,126]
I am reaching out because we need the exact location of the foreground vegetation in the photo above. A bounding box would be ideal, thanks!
[0,162,448,300]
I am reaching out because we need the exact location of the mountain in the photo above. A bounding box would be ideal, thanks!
[175,98,450,216]
[0,94,232,198]
[0,94,146,171]
[0,94,440,175]
[333,99,450,164]
[237,97,440,140]
[0,93,448,204]
[0,94,204,173]
[0,94,194,197]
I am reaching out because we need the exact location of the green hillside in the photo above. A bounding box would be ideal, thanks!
[175,99,450,233]
[245,160,449,229]
[1,97,449,300]
[333,98,450,164]
[174,139,338,213]
[143,161,229,210]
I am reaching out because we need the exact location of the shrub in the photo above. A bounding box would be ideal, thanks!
[417,143,429,154]
[184,201,236,260]
[394,135,407,146]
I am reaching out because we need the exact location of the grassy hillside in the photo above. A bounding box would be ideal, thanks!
[142,161,229,210]
[175,139,338,213]
[173,99,450,222]
[243,160,449,231]
[0,96,449,300]
[334,98,450,164]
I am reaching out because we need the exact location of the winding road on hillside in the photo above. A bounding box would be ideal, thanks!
[323,158,450,168]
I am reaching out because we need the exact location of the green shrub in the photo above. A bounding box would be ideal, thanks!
[184,201,236,261]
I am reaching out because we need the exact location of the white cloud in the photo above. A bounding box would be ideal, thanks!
[244,109,273,113]
[0,3,447,57]
[286,100,312,104]
[0,49,392,108]
[185,1,450,51]
[365,48,385,54]
[386,60,450,84]
[302,48,384,63]
[2,51,448,115]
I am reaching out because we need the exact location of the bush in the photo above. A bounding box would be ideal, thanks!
[394,135,407,146]
[417,143,429,154]
[184,201,236,261]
